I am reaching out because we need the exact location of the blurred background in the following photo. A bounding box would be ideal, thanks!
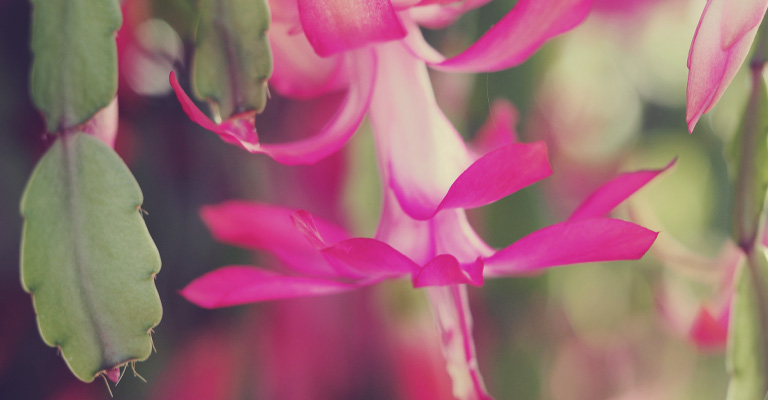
[0,0,745,398]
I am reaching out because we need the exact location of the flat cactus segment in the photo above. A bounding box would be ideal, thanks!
[20,133,162,382]
[30,0,121,132]
[193,0,273,119]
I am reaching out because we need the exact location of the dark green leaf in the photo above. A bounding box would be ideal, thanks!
[192,0,273,120]
[29,0,122,132]
[20,133,162,382]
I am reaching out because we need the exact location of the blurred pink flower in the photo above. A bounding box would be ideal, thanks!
[686,0,768,132]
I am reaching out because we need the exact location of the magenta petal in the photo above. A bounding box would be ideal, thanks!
[393,142,551,220]
[322,238,419,278]
[269,21,347,99]
[408,0,492,29]
[181,266,361,308]
[298,0,406,57]
[201,202,349,277]
[426,286,492,400]
[568,159,675,221]
[484,218,658,276]
[169,71,228,135]
[170,52,376,164]
[437,142,552,214]
[689,303,730,350]
[432,0,593,72]
[686,0,768,132]
[413,255,484,288]
[469,99,519,156]
[293,210,417,278]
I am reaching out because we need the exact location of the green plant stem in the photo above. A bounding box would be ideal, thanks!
[733,17,768,394]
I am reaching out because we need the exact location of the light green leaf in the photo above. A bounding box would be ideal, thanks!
[728,76,768,248]
[30,0,121,132]
[20,133,162,383]
[726,252,768,400]
[192,0,273,120]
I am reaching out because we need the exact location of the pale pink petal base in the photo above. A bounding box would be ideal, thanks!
[426,285,493,400]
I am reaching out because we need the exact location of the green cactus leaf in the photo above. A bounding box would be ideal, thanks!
[20,133,162,383]
[192,0,273,120]
[30,0,121,132]
[726,252,768,400]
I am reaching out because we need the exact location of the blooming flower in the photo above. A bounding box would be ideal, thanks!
[686,0,768,132]
[171,0,673,398]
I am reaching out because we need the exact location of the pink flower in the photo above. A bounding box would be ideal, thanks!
[170,0,594,164]
[686,0,768,132]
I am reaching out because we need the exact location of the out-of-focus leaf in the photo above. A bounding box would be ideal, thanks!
[20,133,162,382]
[29,0,121,132]
[192,0,273,120]
[726,252,768,400]
[728,76,768,248]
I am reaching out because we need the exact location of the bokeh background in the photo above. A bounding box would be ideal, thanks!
[0,0,745,398]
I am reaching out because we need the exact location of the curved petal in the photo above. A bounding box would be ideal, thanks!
[421,0,593,72]
[292,209,418,278]
[568,159,676,221]
[169,50,376,164]
[408,0,492,29]
[298,0,406,57]
[392,142,552,220]
[484,218,658,276]
[181,266,363,308]
[322,238,419,278]
[469,99,519,157]
[686,0,768,132]
[689,302,730,350]
[201,202,349,277]
[413,255,483,287]
[434,142,552,216]
[269,21,348,99]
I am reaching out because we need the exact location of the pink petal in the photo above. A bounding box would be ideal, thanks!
[297,0,406,57]
[424,0,593,72]
[322,238,419,278]
[181,266,362,307]
[169,51,375,164]
[200,202,349,277]
[269,20,348,99]
[392,142,551,220]
[413,255,484,287]
[689,303,730,350]
[292,209,418,278]
[568,159,676,221]
[433,142,552,217]
[484,218,658,276]
[721,0,768,49]
[408,0,492,29]
[469,99,519,157]
[686,0,768,132]
[426,285,493,400]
